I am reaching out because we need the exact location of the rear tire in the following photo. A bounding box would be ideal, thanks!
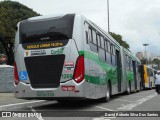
[102,82,111,102]
[138,82,142,92]
[57,100,68,103]
[126,81,131,95]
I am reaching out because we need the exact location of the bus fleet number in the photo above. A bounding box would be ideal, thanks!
[62,74,73,79]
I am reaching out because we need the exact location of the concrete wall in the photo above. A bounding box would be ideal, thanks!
[0,65,14,93]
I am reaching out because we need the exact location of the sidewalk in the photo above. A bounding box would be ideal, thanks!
[0,93,14,97]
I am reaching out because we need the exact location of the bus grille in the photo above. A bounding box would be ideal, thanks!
[24,55,65,88]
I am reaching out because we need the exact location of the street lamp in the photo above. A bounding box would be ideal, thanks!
[107,0,110,33]
[143,43,149,64]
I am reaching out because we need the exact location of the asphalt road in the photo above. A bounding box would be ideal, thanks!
[0,89,160,120]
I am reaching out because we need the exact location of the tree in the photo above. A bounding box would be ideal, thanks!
[0,0,39,65]
[109,32,130,49]
[0,42,5,54]
[152,58,160,69]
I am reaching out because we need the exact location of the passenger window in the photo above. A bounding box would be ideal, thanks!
[110,44,113,54]
[105,40,108,51]
[89,28,98,53]
[101,36,104,49]
[85,31,88,44]
[97,34,101,47]
[88,28,92,42]
[107,41,110,53]
[92,30,97,44]
[129,58,133,71]
[126,55,129,70]
[129,58,130,66]
[85,23,89,44]
[112,45,115,55]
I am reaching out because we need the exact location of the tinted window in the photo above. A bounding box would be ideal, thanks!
[105,40,108,51]
[89,28,92,42]
[107,41,110,53]
[112,45,115,55]
[106,52,111,64]
[92,30,97,44]
[112,56,115,66]
[85,31,88,44]
[125,55,129,70]
[97,34,101,47]
[90,43,98,53]
[85,23,89,44]
[110,44,113,54]
[20,14,75,44]
[101,36,104,49]
[98,48,105,62]
[89,28,98,53]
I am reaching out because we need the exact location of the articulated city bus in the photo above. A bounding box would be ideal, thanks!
[14,14,141,102]
[140,65,157,89]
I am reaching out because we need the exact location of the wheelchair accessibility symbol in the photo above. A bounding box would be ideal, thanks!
[19,71,27,81]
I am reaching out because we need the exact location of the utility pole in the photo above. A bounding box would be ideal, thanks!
[143,44,149,65]
[107,0,110,33]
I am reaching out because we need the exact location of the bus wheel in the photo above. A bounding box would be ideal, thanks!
[102,82,111,102]
[57,100,67,104]
[139,82,142,91]
[126,81,131,95]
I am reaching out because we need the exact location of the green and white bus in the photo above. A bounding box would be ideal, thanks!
[14,14,141,102]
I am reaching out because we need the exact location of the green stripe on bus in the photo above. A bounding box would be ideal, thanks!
[85,75,107,85]
[79,51,119,85]
[79,50,134,84]
[79,51,112,71]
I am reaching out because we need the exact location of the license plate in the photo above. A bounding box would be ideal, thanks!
[61,86,75,91]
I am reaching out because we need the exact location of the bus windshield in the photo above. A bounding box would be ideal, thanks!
[19,14,75,44]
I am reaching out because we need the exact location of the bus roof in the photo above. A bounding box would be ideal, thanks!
[123,47,141,63]
[86,19,121,48]
[28,13,69,21]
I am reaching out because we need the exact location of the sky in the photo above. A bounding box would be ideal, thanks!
[1,0,160,56]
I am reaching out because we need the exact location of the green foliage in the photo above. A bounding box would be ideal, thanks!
[0,42,5,54]
[109,32,130,49]
[0,0,39,64]
[152,58,160,64]
[152,58,160,69]
[0,0,39,41]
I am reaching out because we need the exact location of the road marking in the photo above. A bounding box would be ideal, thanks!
[9,106,23,110]
[117,93,157,110]
[29,106,44,120]
[115,99,134,102]
[130,95,144,97]
[93,118,105,120]
[93,92,157,120]
[93,117,116,120]
[0,100,45,108]
[90,105,114,111]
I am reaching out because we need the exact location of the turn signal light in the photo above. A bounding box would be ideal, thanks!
[14,62,19,85]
